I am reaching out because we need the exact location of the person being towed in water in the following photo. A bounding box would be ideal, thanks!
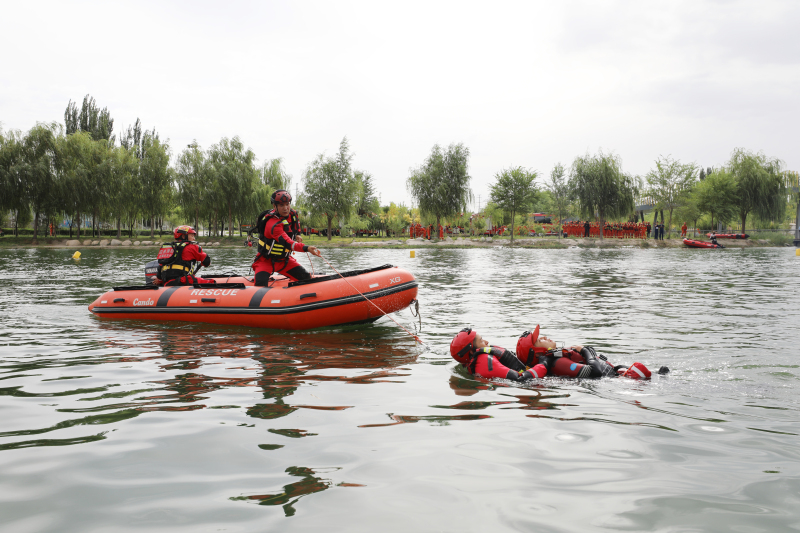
[450,325,667,382]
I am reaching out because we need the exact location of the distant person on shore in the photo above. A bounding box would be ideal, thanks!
[681,222,688,238]
[157,225,215,286]
[646,222,651,238]
[252,190,321,285]
[584,220,591,237]
[450,326,663,382]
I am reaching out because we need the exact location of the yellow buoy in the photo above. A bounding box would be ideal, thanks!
[410,250,415,258]
[72,251,81,259]
[796,248,800,257]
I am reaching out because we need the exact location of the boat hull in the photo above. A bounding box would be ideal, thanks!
[705,233,748,239]
[683,238,722,249]
[88,264,418,330]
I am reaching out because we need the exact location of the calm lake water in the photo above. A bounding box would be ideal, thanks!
[1,245,798,532]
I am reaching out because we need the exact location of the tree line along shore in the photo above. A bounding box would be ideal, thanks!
[0,231,790,250]
[2,94,798,246]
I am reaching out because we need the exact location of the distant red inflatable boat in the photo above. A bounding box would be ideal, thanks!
[683,238,723,249]
[705,233,748,239]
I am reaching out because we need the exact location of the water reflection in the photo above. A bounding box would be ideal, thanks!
[2,247,800,529]
[0,321,419,452]
[230,466,336,516]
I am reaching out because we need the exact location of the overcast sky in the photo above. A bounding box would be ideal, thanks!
[2,0,798,210]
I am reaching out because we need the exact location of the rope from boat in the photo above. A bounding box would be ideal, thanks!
[319,255,424,345]
[306,252,316,275]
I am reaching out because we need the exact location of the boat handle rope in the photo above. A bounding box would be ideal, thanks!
[318,255,426,346]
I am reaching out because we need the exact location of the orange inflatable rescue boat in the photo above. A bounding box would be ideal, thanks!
[88,264,418,330]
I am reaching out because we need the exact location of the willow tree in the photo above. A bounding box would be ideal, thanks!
[695,170,737,230]
[208,137,257,237]
[646,155,697,238]
[175,143,210,231]
[18,123,60,240]
[55,131,97,238]
[546,162,570,231]
[729,148,786,234]
[139,138,171,238]
[569,151,636,238]
[261,157,292,193]
[0,129,28,236]
[407,143,472,239]
[108,145,139,238]
[302,137,358,241]
[489,167,538,242]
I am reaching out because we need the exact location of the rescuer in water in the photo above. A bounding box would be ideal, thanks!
[252,190,322,285]
[450,326,665,381]
[157,225,215,286]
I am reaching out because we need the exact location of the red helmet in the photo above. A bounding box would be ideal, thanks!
[271,189,292,205]
[450,328,477,364]
[516,325,544,367]
[174,225,197,241]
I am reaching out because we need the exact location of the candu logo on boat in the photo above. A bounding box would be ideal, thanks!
[133,298,154,306]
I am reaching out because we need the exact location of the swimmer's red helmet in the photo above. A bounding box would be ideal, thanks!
[516,325,541,366]
[620,362,651,379]
[450,328,477,364]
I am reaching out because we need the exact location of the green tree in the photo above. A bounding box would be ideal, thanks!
[407,143,472,239]
[109,145,139,238]
[355,171,379,216]
[86,139,114,237]
[546,162,570,230]
[208,137,257,237]
[645,156,697,239]
[0,129,28,236]
[19,123,59,240]
[695,170,737,230]
[675,185,703,238]
[260,157,292,192]
[482,202,504,231]
[139,138,171,238]
[569,151,636,238]
[729,148,787,234]
[65,95,115,142]
[489,166,538,242]
[174,143,209,231]
[302,137,358,241]
[55,131,94,238]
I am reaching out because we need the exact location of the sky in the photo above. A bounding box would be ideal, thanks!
[1,0,798,211]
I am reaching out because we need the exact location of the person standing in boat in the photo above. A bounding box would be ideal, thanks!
[252,189,322,285]
[157,225,215,286]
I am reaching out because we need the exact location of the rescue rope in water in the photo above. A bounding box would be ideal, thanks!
[318,254,424,346]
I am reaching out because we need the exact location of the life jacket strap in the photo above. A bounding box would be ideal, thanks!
[165,264,192,272]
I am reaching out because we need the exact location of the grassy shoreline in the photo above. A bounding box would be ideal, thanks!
[0,233,793,249]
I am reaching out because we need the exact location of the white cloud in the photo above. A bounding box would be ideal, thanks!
[1,0,797,211]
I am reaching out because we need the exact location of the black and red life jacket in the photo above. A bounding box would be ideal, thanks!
[256,208,301,260]
[157,241,195,281]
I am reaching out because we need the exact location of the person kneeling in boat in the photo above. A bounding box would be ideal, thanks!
[157,225,216,286]
[252,189,322,285]
[708,232,724,247]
